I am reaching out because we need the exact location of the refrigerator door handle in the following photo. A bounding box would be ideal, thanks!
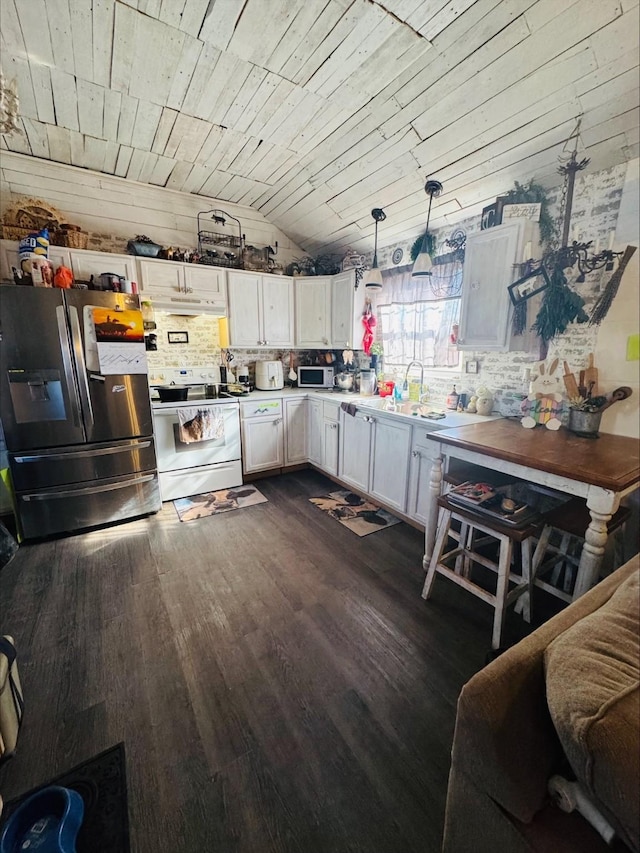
[55,305,83,428]
[67,305,95,427]
[21,473,156,500]
[13,441,152,464]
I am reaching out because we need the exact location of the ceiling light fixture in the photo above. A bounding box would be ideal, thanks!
[364,208,386,290]
[412,179,443,277]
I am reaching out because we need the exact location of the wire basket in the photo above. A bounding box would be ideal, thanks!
[197,208,244,268]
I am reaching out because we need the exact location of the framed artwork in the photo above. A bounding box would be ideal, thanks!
[508,265,551,306]
[167,331,189,344]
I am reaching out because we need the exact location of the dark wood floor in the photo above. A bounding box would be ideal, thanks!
[0,469,537,853]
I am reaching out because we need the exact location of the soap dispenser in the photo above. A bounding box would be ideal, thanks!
[446,385,459,410]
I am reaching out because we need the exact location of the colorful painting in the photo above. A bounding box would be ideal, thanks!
[91,307,144,342]
[174,485,268,521]
[309,489,401,537]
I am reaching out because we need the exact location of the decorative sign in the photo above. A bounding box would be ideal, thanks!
[480,196,508,230]
[341,249,366,271]
[502,203,541,222]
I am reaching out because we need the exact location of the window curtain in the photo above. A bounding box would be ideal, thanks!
[372,254,463,368]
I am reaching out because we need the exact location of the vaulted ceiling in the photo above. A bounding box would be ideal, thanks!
[1,0,638,254]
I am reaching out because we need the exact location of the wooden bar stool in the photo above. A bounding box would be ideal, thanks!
[422,495,540,650]
[531,497,632,603]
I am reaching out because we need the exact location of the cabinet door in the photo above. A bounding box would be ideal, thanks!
[295,278,331,347]
[406,432,438,524]
[458,224,520,351]
[228,272,262,347]
[0,240,72,282]
[284,398,307,465]
[339,410,372,492]
[369,417,411,512]
[331,270,360,348]
[322,419,339,476]
[261,275,294,347]
[70,250,138,284]
[242,416,284,473]
[137,258,184,299]
[307,398,323,465]
[183,265,227,310]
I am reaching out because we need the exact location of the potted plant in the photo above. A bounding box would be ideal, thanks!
[370,342,383,374]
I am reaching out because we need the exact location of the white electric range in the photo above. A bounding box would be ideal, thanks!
[149,367,242,501]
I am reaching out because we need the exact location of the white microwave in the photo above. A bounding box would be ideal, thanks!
[297,365,334,388]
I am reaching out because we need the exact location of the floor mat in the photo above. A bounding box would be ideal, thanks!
[0,743,130,853]
[174,485,268,521]
[309,489,401,536]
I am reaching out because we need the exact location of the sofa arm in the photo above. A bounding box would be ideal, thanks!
[449,558,639,823]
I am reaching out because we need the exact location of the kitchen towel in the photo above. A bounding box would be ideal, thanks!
[177,406,224,444]
[340,402,358,417]
[310,490,401,537]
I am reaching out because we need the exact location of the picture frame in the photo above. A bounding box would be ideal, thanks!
[508,265,551,306]
[167,331,189,344]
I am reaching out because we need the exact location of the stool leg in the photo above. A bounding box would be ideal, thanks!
[454,521,469,575]
[492,537,512,650]
[422,509,451,600]
[520,537,533,623]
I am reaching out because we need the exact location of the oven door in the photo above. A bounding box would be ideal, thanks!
[152,403,240,472]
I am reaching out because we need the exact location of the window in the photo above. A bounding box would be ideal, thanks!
[373,252,463,369]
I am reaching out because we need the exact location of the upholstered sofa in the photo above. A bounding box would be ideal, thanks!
[442,554,639,853]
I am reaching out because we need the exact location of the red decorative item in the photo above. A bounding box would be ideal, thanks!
[53,265,73,289]
[361,305,377,355]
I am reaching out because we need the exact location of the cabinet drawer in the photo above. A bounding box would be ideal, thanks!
[240,398,282,419]
[323,401,340,421]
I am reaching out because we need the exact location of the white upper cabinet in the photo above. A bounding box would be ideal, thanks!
[1,239,72,282]
[296,270,364,349]
[295,277,331,348]
[228,271,294,347]
[138,257,226,314]
[331,270,365,349]
[69,249,138,284]
[458,219,539,351]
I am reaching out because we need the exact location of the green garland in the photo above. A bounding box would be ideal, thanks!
[502,179,557,246]
[531,265,588,342]
[410,232,437,262]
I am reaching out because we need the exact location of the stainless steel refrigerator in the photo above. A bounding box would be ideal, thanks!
[0,286,161,539]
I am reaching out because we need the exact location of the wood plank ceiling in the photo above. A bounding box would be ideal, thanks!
[1,0,638,254]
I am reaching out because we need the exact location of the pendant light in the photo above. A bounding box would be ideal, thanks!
[364,208,386,290]
[412,179,443,277]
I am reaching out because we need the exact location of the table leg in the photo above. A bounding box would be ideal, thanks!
[423,453,443,571]
[573,489,619,599]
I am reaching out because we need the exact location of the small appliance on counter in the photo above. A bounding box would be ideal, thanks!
[255,360,284,390]
[297,365,334,388]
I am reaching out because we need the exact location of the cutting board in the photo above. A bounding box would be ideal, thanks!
[584,353,598,396]
[562,361,579,398]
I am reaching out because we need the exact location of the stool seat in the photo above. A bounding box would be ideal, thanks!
[532,498,632,604]
[423,495,539,650]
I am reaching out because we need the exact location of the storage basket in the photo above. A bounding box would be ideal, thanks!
[127,240,162,257]
[51,228,89,250]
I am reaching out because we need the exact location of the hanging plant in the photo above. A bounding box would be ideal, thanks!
[502,179,557,246]
[531,265,588,342]
[410,232,437,262]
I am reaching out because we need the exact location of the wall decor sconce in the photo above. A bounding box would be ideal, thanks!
[412,179,443,277]
[363,208,386,290]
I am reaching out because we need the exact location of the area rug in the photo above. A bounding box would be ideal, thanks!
[0,742,130,852]
[309,489,401,537]
[174,484,268,521]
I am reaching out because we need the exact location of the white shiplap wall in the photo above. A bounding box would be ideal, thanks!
[0,152,304,264]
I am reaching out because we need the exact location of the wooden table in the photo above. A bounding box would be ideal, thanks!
[424,419,640,598]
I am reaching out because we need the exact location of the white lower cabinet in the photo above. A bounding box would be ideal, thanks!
[322,419,339,476]
[339,409,412,513]
[284,398,307,465]
[339,410,372,493]
[307,398,323,465]
[240,398,284,474]
[406,428,439,524]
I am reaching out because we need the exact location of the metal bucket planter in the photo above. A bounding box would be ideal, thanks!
[568,409,603,438]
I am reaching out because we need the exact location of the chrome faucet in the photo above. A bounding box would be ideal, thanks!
[404,360,429,402]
